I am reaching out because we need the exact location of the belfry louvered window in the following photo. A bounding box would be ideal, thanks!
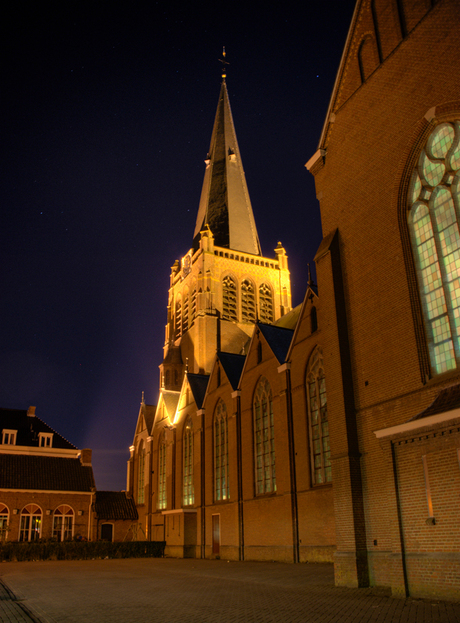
[190,283,197,325]
[175,298,182,338]
[222,275,238,321]
[259,283,274,323]
[408,121,460,374]
[214,400,229,501]
[183,290,189,333]
[241,279,256,322]
[253,377,276,495]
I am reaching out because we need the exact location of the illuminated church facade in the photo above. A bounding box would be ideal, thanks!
[128,0,460,602]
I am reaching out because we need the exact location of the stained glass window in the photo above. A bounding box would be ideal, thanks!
[158,432,167,510]
[253,377,276,494]
[183,417,194,506]
[214,400,229,501]
[408,121,460,374]
[306,347,331,485]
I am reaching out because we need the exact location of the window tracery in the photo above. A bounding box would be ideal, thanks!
[214,400,229,501]
[306,347,331,485]
[183,417,194,506]
[408,121,460,374]
[158,431,167,510]
[253,377,276,494]
[241,279,256,322]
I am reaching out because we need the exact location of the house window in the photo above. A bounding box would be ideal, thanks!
[222,275,238,321]
[183,416,194,506]
[408,121,460,374]
[307,347,331,485]
[19,504,42,542]
[259,283,274,323]
[2,430,17,445]
[253,377,276,494]
[137,442,145,505]
[0,504,9,541]
[39,433,53,448]
[53,505,74,541]
[241,279,256,322]
[214,400,229,501]
[158,432,167,510]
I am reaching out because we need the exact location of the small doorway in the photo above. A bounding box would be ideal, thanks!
[101,523,113,542]
[212,514,220,556]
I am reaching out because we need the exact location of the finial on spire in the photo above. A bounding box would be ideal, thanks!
[219,47,229,81]
[141,390,145,405]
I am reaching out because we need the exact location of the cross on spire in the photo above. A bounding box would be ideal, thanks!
[219,47,229,81]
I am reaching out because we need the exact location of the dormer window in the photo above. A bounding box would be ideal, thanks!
[2,430,17,445]
[39,433,53,448]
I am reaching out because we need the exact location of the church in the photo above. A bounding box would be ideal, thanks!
[127,0,460,602]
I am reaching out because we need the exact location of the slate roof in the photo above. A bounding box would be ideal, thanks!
[0,454,95,492]
[218,352,245,390]
[143,404,156,434]
[187,374,209,409]
[411,383,460,421]
[258,323,294,364]
[0,408,76,449]
[161,390,180,418]
[94,491,138,520]
[273,304,302,330]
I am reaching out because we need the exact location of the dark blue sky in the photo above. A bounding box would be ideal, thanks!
[2,1,356,489]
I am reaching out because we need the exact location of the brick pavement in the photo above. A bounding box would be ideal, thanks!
[1,558,460,623]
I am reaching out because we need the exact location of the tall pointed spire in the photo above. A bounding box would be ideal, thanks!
[193,65,261,256]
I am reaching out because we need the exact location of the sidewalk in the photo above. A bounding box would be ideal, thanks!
[1,558,459,623]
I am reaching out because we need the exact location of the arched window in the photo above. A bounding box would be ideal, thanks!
[222,275,238,321]
[311,306,318,333]
[259,283,274,323]
[53,505,74,541]
[183,288,189,333]
[183,416,194,506]
[175,297,182,338]
[137,441,145,505]
[158,431,167,510]
[241,279,256,322]
[19,504,42,542]
[0,504,9,541]
[306,347,331,485]
[214,400,229,501]
[408,121,460,374]
[253,377,276,494]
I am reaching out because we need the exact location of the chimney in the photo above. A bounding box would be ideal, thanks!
[79,449,92,466]
[27,406,36,417]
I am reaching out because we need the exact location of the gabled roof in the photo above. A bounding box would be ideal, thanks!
[0,454,95,492]
[187,373,209,409]
[218,352,245,390]
[411,384,460,421]
[0,407,76,450]
[258,323,294,364]
[193,80,261,255]
[143,404,156,434]
[94,491,138,520]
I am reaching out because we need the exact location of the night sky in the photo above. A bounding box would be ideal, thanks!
[2,1,356,490]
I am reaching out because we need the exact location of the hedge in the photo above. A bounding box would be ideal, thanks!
[0,540,166,562]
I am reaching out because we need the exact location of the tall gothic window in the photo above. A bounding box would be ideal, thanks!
[259,283,274,323]
[19,504,42,542]
[222,275,238,321]
[183,416,194,506]
[408,121,460,374]
[241,279,256,322]
[158,431,167,510]
[53,505,74,541]
[175,297,182,338]
[137,441,145,505]
[307,347,331,485]
[214,400,229,501]
[253,377,276,494]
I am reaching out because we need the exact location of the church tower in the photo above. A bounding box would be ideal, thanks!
[160,67,292,390]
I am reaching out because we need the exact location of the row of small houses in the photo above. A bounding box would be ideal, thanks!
[0,407,138,543]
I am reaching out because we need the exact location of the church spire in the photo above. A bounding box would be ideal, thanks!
[193,68,262,256]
